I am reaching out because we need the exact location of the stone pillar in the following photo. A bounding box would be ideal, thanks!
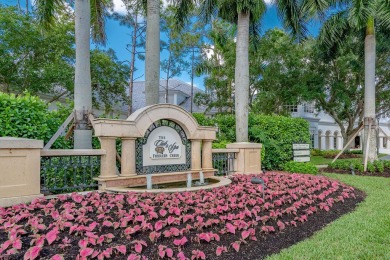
[226,142,262,174]
[191,139,202,171]
[202,140,213,170]
[320,135,326,150]
[121,138,136,176]
[99,137,117,178]
[0,137,43,207]
[337,136,343,150]
[329,135,335,150]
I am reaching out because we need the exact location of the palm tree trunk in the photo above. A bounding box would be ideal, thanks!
[235,11,250,142]
[128,12,138,116]
[363,18,377,161]
[74,0,92,149]
[145,0,160,106]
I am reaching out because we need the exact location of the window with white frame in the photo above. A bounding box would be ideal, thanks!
[304,103,315,113]
[284,104,298,113]
[310,130,315,148]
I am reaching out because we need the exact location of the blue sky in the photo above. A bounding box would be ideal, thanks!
[1,0,321,90]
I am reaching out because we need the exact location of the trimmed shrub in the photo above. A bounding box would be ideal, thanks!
[0,92,73,148]
[193,113,310,170]
[282,161,318,175]
[311,149,323,156]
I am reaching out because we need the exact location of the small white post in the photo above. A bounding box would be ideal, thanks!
[199,171,205,184]
[146,175,152,189]
[187,173,192,188]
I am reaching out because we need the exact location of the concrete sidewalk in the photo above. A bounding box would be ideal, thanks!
[380,154,390,161]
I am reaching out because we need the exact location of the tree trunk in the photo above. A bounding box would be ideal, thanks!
[363,19,377,161]
[25,0,28,15]
[190,47,195,113]
[145,0,160,106]
[165,50,171,103]
[74,0,92,149]
[128,12,138,116]
[234,12,250,142]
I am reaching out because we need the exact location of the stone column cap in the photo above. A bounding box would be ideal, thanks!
[226,142,262,149]
[0,137,43,149]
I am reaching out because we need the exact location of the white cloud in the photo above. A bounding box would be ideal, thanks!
[112,0,127,15]
[264,0,273,5]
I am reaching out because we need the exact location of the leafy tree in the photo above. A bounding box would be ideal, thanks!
[306,30,390,148]
[315,0,390,161]
[0,6,129,115]
[251,29,311,114]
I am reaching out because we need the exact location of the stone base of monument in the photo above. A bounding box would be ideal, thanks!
[104,175,231,193]
[95,170,217,191]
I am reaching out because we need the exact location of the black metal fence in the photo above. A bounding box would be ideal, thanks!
[40,155,101,194]
[212,152,236,175]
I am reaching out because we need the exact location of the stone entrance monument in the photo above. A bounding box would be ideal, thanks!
[93,104,218,190]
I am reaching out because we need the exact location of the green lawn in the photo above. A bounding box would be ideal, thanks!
[267,173,390,260]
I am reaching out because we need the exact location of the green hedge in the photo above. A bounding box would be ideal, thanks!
[0,92,73,148]
[282,161,318,175]
[193,113,311,169]
[328,159,390,174]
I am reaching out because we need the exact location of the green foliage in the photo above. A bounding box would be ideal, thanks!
[311,149,323,156]
[282,161,318,175]
[193,113,310,169]
[0,6,129,113]
[328,159,389,174]
[0,92,73,148]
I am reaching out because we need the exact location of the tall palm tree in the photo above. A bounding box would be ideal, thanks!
[172,0,307,142]
[317,0,390,162]
[35,0,111,149]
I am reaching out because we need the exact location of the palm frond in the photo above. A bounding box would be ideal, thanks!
[169,0,196,30]
[318,11,350,50]
[375,0,390,29]
[34,0,64,29]
[347,0,370,30]
[199,0,218,23]
[275,0,308,40]
[90,0,112,45]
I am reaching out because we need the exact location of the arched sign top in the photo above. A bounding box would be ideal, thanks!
[127,104,214,140]
[93,104,217,140]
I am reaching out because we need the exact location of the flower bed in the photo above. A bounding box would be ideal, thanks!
[0,173,362,260]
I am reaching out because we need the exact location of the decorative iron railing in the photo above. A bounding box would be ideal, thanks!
[212,149,238,176]
[40,150,105,194]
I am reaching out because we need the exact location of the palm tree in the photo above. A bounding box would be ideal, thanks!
[172,0,307,142]
[317,0,390,162]
[35,0,111,149]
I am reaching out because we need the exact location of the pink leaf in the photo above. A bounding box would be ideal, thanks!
[241,230,250,240]
[12,239,22,250]
[127,254,140,260]
[159,209,167,217]
[173,236,188,246]
[115,245,126,255]
[24,246,41,260]
[277,220,286,231]
[155,221,163,231]
[78,239,88,249]
[46,228,59,245]
[177,252,186,260]
[232,242,240,252]
[158,249,166,258]
[166,248,173,258]
[226,223,236,234]
[167,216,175,225]
[80,248,94,257]
[134,243,143,253]
[103,221,113,227]
[216,246,227,256]
[50,255,64,260]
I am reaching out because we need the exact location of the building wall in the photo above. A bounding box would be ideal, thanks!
[292,104,390,154]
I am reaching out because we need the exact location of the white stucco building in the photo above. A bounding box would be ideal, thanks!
[289,103,390,154]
